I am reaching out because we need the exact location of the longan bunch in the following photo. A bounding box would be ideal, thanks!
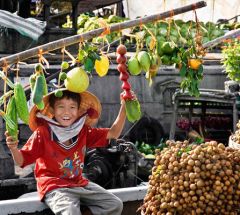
[141,140,240,215]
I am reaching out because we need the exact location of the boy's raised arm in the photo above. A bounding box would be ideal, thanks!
[107,100,126,140]
[5,131,24,166]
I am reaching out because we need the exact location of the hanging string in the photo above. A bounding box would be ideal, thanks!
[38,48,49,68]
[194,10,205,57]
[77,42,83,64]
[143,25,156,51]
[63,48,76,65]
[16,62,19,82]
[79,35,84,43]
[167,10,175,40]
[118,23,122,44]
[97,19,111,53]
[98,19,111,37]
[170,9,175,17]
[61,47,65,63]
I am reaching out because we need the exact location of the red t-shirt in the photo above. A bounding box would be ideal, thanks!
[20,124,109,200]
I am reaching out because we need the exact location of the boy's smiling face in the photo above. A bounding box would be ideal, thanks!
[53,98,79,127]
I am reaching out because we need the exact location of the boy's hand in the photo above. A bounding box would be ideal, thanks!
[5,131,19,150]
[120,91,137,104]
[120,98,126,106]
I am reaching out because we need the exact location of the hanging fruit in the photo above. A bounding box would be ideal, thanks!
[29,63,48,110]
[32,75,45,110]
[6,96,18,140]
[29,73,37,92]
[14,83,29,124]
[53,61,68,96]
[64,67,89,93]
[127,55,141,76]
[54,89,64,98]
[145,53,161,86]
[34,64,48,96]
[137,51,151,72]
[188,58,202,70]
[94,55,110,77]
[61,61,69,70]
[116,44,127,55]
[59,72,67,81]
[116,44,141,123]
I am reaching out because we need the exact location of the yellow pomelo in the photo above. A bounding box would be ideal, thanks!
[64,67,89,93]
[95,55,109,77]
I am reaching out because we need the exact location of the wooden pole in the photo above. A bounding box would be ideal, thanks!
[203,29,240,49]
[0,1,207,68]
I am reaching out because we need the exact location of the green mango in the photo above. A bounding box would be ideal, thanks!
[160,41,176,55]
[125,99,141,123]
[145,35,155,49]
[137,51,151,72]
[156,36,166,56]
[128,56,141,75]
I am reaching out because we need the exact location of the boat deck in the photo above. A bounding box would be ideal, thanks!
[0,185,147,215]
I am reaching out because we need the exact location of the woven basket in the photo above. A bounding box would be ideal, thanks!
[228,135,240,149]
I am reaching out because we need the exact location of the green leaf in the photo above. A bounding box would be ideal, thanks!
[180,80,188,92]
[185,146,192,154]
[198,64,203,74]
[83,43,90,52]
[0,71,14,89]
[84,57,94,72]
[177,149,183,157]
[89,52,101,61]
[193,137,204,145]
[0,110,16,130]
[78,50,86,62]
[179,64,187,78]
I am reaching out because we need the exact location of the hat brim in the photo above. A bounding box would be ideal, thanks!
[29,89,101,131]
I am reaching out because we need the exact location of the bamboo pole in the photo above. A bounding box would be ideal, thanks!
[0,1,207,68]
[203,29,240,49]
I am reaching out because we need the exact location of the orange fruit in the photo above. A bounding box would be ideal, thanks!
[188,58,202,70]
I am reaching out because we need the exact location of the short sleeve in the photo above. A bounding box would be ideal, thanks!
[20,128,44,167]
[85,127,109,148]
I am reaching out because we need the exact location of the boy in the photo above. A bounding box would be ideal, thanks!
[5,89,126,215]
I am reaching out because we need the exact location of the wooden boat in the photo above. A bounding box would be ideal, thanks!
[0,185,147,215]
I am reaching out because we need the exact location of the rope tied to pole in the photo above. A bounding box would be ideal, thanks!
[38,48,49,68]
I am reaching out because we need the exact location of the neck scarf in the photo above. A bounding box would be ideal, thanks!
[36,112,86,143]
